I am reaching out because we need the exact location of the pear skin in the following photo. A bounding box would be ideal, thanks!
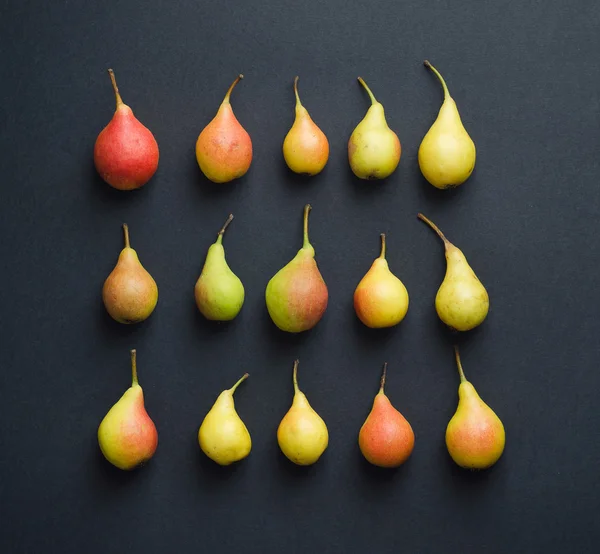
[98,350,158,470]
[194,214,245,321]
[102,224,158,324]
[265,205,328,332]
[283,77,329,175]
[94,69,159,190]
[446,347,505,469]
[198,374,251,466]
[348,77,401,180]
[359,363,415,467]
[354,234,409,328]
[195,75,252,183]
[277,360,328,465]
[418,61,476,189]
[418,214,488,331]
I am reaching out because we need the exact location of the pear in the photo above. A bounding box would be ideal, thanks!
[446,347,505,469]
[98,350,158,470]
[418,61,476,189]
[194,214,245,321]
[102,224,158,324]
[198,374,251,466]
[418,213,488,331]
[265,204,328,332]
[277,360,328,465]
[195,75,252,183]
[283,77,329,175]
[358,363,415,468]
[348,77,401,180]
[94,69,159,190]
[354,233,409,328]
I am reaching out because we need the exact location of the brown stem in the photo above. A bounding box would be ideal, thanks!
[230,373,249,394]
[303,204,312,249]
[417,213,449,245]
[122,224,130,248]
[454,346,467,383]
[293,360,300,394]
[216,214,234,244]
[130,349,138,385]
[108,69,123,108]
[293,76,301,108]
[223,74,243,104]
[379,362,387,393]
[379,233,386,259]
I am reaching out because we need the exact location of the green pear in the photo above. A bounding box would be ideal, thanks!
[446,347,505,469]
[418,213,489,331]
[419,60,476,189]
[348,77,401,180]
[194,214,245,321]
[198,374,251,466]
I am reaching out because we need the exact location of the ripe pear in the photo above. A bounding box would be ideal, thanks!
[265,204,328,332]
[94,69,159,190]
[277,360,328,465]
[102,224,158,324]
[419,61,476,189]
[354,233,409,328]
[418,213,488,331]
[195,75,252,183]
[198,374,251,466]
[194,214,245,321]
[348,77,401,180]
[283,77,329,175]
[98,350,158,470]
[446,347,505,469]
[358,363,415,468]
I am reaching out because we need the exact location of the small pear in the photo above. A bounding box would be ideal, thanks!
[446,347,505,469]
[277,360,328,465]
[359,363,415,468]
[195,75,252,183]
[198,374,251,466]
[102,224,158,324]
[94,69,159,190]
[265,204,328,332]
[194,214,245,321]
[98,350,158,470]
[354,233,409,328]
[348,77,401,180]
[283,77,329,175]
[418,61,476,189]
[418,213,488,331]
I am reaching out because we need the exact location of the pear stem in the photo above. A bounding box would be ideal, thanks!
[293,360,300,394]
[424,60,450,100]
[122,223,131,248]
[216,214,234,244]
[454,346,467,383]
[417,213,449,245]
[108,69,123,108]
[130,349,138,386]
[223,74,243,104]
[293,76,302,108]
[379,233,386,259]
[303,204,312,249]
[357,77,377,105]
[379,362,387,393]
[230,373,249,394]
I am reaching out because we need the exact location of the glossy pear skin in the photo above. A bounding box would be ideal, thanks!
[94,69,159,190]
[266,205,328,332]
[195,215,245,321]
[418,214,488,331]
[283,77,329,175]
[359,364,414,467]
[354,234,409,328]
[277,361,328,465]
[98,350,158,470]
[348,77,401,180]
[446,348,505,469]
[196,75,252,183]
[419,61,476,189]
[198,374,251,466]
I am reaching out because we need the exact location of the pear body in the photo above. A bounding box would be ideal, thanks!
[283,105,329,175]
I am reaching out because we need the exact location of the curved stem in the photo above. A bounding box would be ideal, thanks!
[293,360,300,394]
[122,223,130,248]
[216,214,234,244]
[223,74,243,104]
[302,204,312,249]
[130,349,138,386]
[357,77,377,105]
[230,373,249,394]
[293,76,301,108]
[454,346,467,383]
[108,69,123,108]
[379,362,387,394]
[424,60,449,100]
[417,213,449,245]
[379,233,386,259]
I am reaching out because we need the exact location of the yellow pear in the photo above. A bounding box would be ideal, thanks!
[277,360,328,465]
[418,213,489,331]
[348,77,401,180]
[283,77,329,175]
[418,60,476,189]
[198,374,251,466]
[446,347,505,469]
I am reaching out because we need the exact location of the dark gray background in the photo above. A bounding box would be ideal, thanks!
[1,0,599,552]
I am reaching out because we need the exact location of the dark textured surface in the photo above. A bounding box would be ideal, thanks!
[1,0,600,552]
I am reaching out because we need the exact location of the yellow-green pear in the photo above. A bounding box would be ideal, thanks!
[418,213,489,331]
[419,60,476,189]
[194,214,245,321]
[198,374,251,466]
[277,360,329,465]
[348,77,401,180]
[446,347,505,469]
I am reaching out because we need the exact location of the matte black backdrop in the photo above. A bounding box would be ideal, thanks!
[1,0,599,552]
